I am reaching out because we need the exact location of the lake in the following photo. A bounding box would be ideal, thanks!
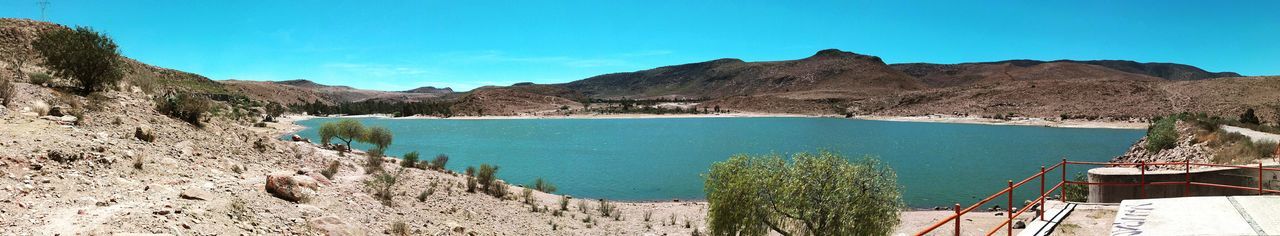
[290,117,1144,208]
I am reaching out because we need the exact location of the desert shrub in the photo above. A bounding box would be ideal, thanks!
[33,26,123,95]
[0,78,13,107]
[531,177,557,193]
[431,154,449,170]
[364,167,405,206]
[705,151,902,236]
[644,210,653,222]
[1145,117,1178,152]
[390,221,409,236]
[522,188,535,204]
[132,153,144,170]
[361,126,394,151]
[86,92,109,111]
[401,151,419,168]
[1063,173,1088,202]
[1214,139,1278,164]
[27,72,51,85]
[491,182,509,199]
[156,92,210,127]
[32,100,49,116]
[577,199,591,214]
[477,164,499,193]
[321,160,340,179]
[466,176,477,193]
[365,149,385,174]
[598,199,617,217]
[559,195,570,211]
[1240,108,1261,125]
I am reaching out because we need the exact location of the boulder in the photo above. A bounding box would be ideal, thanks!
[179,188,214,201]
[1012,220,1026,229]
[308,216,364,236]
[265,174,319,202]
[134,126,155,142]
[290,134,309,143]
[307,172,332,185]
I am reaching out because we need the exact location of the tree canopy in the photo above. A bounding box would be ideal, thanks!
[704,151,902,236]
[32,26,122,94]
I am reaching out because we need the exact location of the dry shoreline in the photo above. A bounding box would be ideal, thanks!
[284,113,1147,130]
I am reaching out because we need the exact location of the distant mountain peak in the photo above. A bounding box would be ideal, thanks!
[808,49,883,63]
[404,86,454,94]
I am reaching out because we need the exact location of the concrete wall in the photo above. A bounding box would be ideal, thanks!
[1087,164,1280,203]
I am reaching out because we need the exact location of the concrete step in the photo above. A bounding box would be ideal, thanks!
[1017,202,1076,236]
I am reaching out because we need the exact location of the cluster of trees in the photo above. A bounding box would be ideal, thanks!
[704,151,902,236]
[292,99,455,117]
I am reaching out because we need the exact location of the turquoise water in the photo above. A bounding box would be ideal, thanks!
[291,117,1143,208]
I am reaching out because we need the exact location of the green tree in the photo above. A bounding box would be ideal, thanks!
[332,119,365,152]
[32,26,122,95]
[362,126,394,151]
[319,122,338,146]
[704,151,903,236]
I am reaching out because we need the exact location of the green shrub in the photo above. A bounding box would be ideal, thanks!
[531,177,557,193]
[364,149,384,174]
[1063,174,1088,202]
[401,151,419,168]
[477,164,499,193]
[1145,117,1178,152]
[33,26,122,95]
[705,151,902,236]
[431,154,449,170]
[321,160,340,179]
[364,167,405,206]
[27,72,52,85]
[466,176,477,193]
[156,92,210,127]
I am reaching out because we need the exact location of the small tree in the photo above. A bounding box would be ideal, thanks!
[264,102,285,122]
[33,26,123,95]
[333,119,365,152]
[705,151,903,236]
[1240,108,1261,125]
[362,126,394,151]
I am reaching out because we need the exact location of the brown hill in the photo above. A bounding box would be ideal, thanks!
[560,49,924,100]
[221,79,450,105]
[449,84,583,116]
[891,60,1239,87]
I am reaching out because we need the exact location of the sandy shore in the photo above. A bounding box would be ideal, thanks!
[855,115,1148,130]
[283,113,1147,130]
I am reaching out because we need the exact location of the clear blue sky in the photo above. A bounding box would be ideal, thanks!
[2,1,1277,91]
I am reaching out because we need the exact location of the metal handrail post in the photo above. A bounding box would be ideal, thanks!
[1185,161,1190,197]
[1139,161,1146,199]
[1039,165,1046,221]
[1007,180,1013,236]
[954,203,961,236]
[1260,162,1265,195]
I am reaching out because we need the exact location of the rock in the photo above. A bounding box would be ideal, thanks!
[1012,220,1026,229]
[264,174,319,202]
[308,216,364,236]
[134,126,155,142]
[447,221,465,233]
[290,135,308,142]
[306,172,332,185]
[48,106,64,117]
[179,188,214,201]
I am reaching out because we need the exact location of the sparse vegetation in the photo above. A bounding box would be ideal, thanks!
[0,78,14,107]
[531,177,557,193]
[577,199,591,214]
[328,119,365,152]
[598,199,617,217]
[33,26,123,95]
[430,154,449,170]
[401,151,419,168]
[321,160,340,179]
[365,149,384,174]
[1063,173,1088,202]
[364,166,406,206]
[156,92,211,127]
[131,153,144,170]
[390,221,409,236]
[1145,116,1178,152]
[704,151,902,236]
[27,72,51,85]
[522,188,535,204]
[417,182,435,202]
[559,195,570,211]
[1240,108,1260,125]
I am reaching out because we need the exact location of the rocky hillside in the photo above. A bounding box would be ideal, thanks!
[890,59,1240,87]
[561,49,924,100]
[222,79,451,105]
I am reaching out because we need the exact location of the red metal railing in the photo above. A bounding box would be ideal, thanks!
[914,159,1280,236]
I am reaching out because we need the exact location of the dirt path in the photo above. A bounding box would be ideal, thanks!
[1221,125,1280,143]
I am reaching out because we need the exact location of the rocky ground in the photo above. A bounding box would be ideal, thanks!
[0,80,711,235]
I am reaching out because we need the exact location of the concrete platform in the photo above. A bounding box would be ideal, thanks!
[1111,196,1280,235]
